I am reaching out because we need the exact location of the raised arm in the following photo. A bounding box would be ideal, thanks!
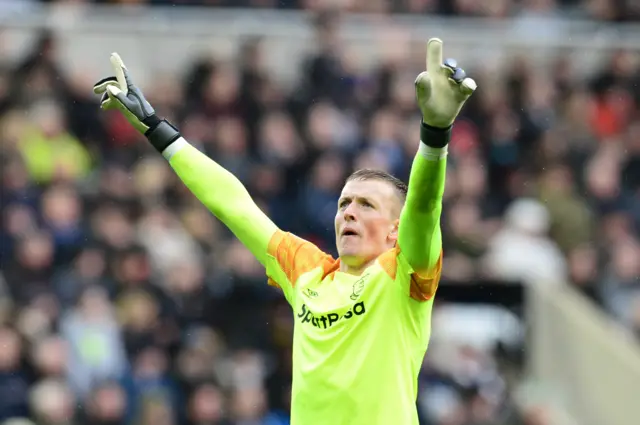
[164,140,277,265]
[398,126,447,275]
[93,53,336,307]
[165,142,335,303]
[398,39,477,297]
[93,53,276,265]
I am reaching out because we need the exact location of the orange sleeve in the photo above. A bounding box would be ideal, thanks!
[266,230,337,290]
[407,249,443,301]
[378,245,443,302]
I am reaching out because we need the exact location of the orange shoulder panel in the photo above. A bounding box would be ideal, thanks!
[267,230,337,288]
[377,246,443,302]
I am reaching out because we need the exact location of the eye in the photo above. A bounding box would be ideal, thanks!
[361,200,374,208]
[339,200,350,209]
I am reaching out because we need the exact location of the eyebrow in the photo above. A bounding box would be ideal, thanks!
[338,195,375,205]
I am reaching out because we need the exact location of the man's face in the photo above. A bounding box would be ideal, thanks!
[335,179,402,270]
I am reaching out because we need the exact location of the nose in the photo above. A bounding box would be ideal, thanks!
[343,203,356,222]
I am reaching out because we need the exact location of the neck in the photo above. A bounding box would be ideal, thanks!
[339,258,376,276]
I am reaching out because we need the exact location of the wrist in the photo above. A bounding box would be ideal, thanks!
[418,143,448,161]
[161,137,187,161]
[420,120,451,149]
[143,116,181,153]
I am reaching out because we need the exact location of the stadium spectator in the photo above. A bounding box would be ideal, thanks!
[0,3,639,425]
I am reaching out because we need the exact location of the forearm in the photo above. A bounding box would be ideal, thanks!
[398,123,448,272]
[92,55,278,265]
[163,138,277,265]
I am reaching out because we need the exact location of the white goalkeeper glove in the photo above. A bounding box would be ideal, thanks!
[414,38,477,147]
[93,52,182,153]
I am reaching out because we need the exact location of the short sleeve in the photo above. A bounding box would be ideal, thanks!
[378,245,443,302]
[265,230,336,305]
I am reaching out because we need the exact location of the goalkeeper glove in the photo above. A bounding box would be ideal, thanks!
[414,38,477,148]
[93,53,181,153]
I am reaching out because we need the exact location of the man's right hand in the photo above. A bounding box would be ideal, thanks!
[93,52,181,153]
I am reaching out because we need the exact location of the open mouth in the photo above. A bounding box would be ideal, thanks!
[342,230,358,236]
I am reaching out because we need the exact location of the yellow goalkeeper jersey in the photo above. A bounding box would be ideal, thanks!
[265,230,443,425]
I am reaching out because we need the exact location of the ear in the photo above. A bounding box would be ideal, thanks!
[388,219,400,245]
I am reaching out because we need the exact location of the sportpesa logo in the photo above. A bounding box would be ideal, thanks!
[297,302,366,329]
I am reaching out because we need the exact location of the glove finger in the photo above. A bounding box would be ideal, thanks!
[441,65,454,78]
[414,71,432,101]
[459,77,477,96]
[450,68,467,84]
[443,58,457,70]
[122,67,137,89]
[101,100,116,110]
[441,58,458,79]
[110,52,129,95]
[100,92,116,110]
[426,38,443,73]
[93,76,118,94]
[106,85,129,109]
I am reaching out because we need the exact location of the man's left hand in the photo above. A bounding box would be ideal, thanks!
[415,38,477,129]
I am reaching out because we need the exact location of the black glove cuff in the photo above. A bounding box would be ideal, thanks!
[420,120,452,148]
[144,117,181,153]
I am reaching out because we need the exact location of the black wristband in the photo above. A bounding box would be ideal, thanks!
[144,118,181,153]
[420,120,452,148]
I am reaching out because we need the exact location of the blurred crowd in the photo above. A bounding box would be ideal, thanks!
[13,0,639,21]
[1,3,640,425]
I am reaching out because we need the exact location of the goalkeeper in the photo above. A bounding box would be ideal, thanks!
[94,38,476,425]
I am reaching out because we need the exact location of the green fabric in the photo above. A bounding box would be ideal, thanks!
[398,151,446,273]
[273,254,434,425]
[168,143,277,265]
[18,128,92,184]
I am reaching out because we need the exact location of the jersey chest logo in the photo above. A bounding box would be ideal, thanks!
[303,288,319,299]
[349,274,368,300]
[296,272,373,330]
[301,273,370,301]
[300,273,369,301]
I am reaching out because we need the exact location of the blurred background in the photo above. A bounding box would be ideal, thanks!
[1,1,640,425]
